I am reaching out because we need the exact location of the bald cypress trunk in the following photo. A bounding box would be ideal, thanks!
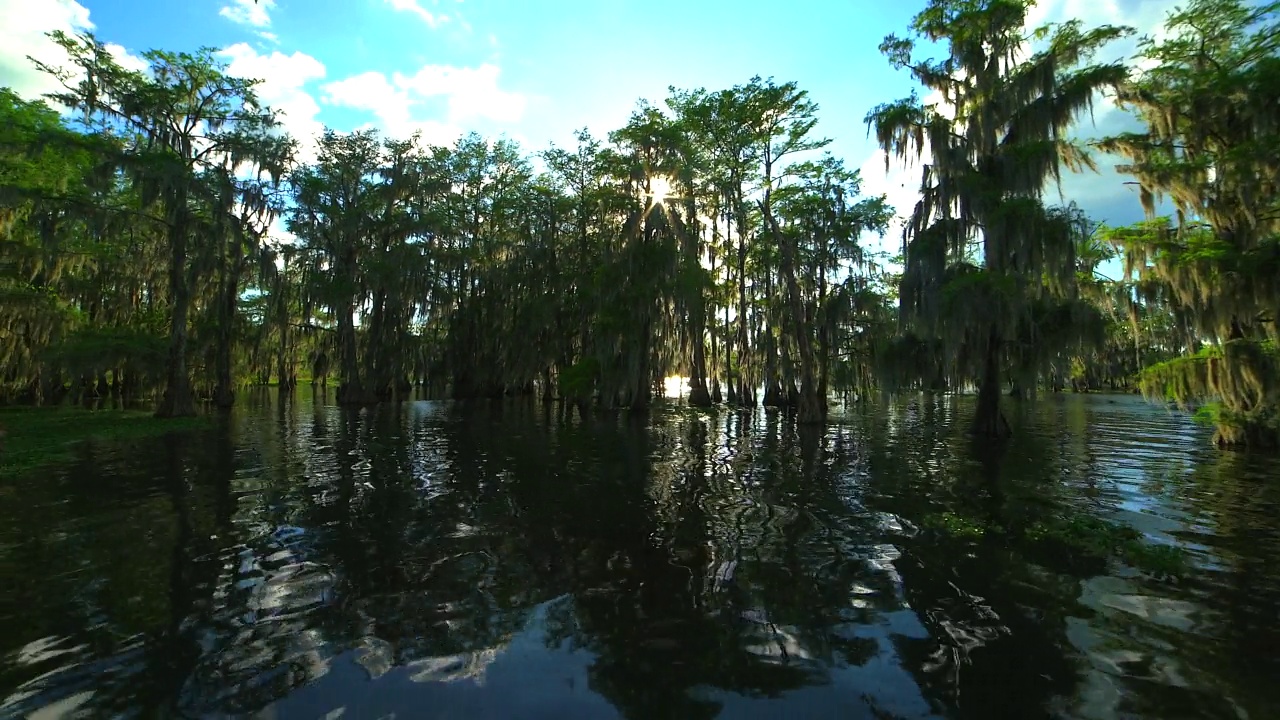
[156,190,196,419]
[688,335,712,406]
[764,203,823,424]
[687,273,712,405]
[214,230,243,410]
[337,300,362,404]
[734,187,752,407]
[972,324,1011,437]
[630,317,652,411]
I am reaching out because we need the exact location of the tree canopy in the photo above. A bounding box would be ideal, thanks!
[1,0,1277,449]
[1101,0,1280,446]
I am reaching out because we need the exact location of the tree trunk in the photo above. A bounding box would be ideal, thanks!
[120,365,136,401]
[363,291,386,403]
[156,201,196,419]
[761,273,784,407]
[276,348,293,392]
[687,211,711,408]
[630,319,652,412]
[542,366,555,403]
[213,238,242,410]
[688,325,712,406]
[972,324,1010,437]
[709,239,721,405]
[817,257,831,412]
[337,303,362,405]
[735,191,752,407]
[335,244,363,405]
[276,284,294,393]
[722,304,733,404]
[763,203,823,424]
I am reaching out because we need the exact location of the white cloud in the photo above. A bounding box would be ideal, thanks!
[105,42,148,74]
[0,0,149,103]
[396,64,526,123]
[859,148,930,258]
[220,0,276,28]
[1026,0,1175,40]
[322,61,526,145]
[0,0,93,99]
[258,31,280,44]
[219,42,327,160]
[266,213,296,246]
[323,71,416,133]
[383,0,449,28]
[322,72,460,144]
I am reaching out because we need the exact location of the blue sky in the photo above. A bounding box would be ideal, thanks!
[41,0,921,160]
[3,0,1182,251]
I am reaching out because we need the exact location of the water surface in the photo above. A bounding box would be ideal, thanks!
[2,392,1278,719]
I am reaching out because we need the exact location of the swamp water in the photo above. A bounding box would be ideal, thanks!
[1,392,1278,719]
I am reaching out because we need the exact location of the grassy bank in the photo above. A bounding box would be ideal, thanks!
[0,408,209,475]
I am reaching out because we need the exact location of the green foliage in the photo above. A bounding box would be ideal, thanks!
[922,512,990,539]
[925,509,1189,578]
[1026,515,1188,578]
[1192,402,1223,428]
[1102,0,1280,447]
[558,357,600,398]
[1,22,907,415]
[1138,336,1280,446]
[867,0,1131,432]
[0,408,208,475]
[45,326,167,378]
[7,0,1266,442]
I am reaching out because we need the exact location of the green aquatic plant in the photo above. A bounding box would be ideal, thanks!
[922,511,993,540]
[924,510,1189,579]
[0,408,208,475]
[1024,515,1187,578]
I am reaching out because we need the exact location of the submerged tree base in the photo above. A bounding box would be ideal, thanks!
[970,408,1013,438]
[687,385,712,407]
[972,376,1013,438]
[154,393,198,419]
[794,388,826,424]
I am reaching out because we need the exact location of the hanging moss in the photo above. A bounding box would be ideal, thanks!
[866,2,1131,434]
[1140,340,1280,446]
[1103,0,1280,448]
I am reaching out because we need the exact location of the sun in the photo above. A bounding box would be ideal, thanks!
[647,176,672,205]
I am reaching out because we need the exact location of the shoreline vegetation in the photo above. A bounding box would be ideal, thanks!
[0,408,208,476]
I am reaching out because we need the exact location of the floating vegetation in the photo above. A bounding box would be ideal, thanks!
[0,408,208,475]
[922,511,1189,579]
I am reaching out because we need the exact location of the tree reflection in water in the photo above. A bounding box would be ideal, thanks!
[2,391,1278,719]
